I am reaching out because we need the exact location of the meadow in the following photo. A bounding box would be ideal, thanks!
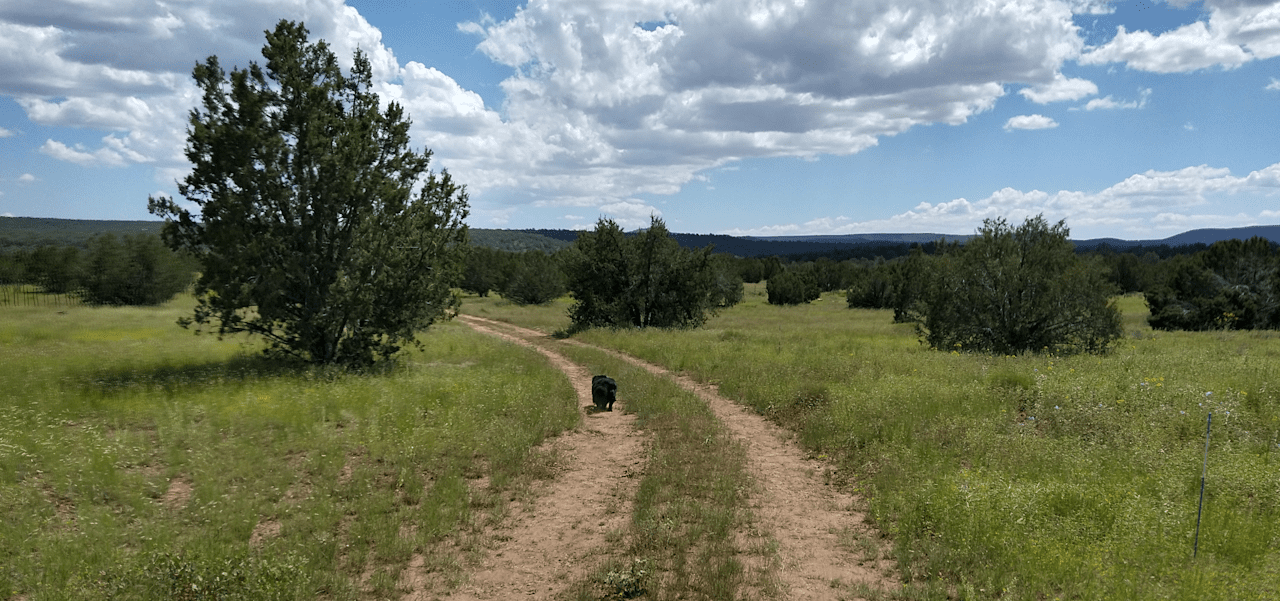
[4,284,1278,600]
[467,285,1280,600]
[0,297,580,600]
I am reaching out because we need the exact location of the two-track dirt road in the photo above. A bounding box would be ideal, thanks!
[426,314,896,600]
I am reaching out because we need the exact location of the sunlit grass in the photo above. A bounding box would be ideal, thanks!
[0,296,579,600]
[474,284,1280,601]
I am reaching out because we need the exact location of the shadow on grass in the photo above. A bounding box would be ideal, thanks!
[67,353,337,399]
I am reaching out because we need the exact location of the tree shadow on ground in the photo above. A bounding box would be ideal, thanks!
[68,353,329,400]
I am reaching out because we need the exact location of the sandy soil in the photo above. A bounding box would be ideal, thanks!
[445,314,897,600]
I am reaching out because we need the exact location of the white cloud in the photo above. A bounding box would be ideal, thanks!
[722,161,1280,238]
[597,200,662,230]
[1004,114,1059,130]
[18,173,35,183]
[39,139,129,167]
[448,0,1085,208]
[1019,73,1097,103]
[7,0,1267,229]
[1,0,392,185]
[0,126,12,137]
[1267,77,1280,90]
[1080,1,1280,73]
[1079,88,1151,110]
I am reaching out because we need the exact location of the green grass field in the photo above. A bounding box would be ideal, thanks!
[0,297,580,600]
[6,286,1279,600]
[466,287,1280,601]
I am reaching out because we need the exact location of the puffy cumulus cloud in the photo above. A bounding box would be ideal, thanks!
[40,139,132,167]
[596,200,663,229]
[1004,114,1059,130]
[2,0,395,188]
[1267,77,1280,90]
[1080,0,1280,72]
[722,160,1280,238]
[18,173,36,183]
[0,126,13,137]
[454,0,1089,208]
[1019,73,1097,103]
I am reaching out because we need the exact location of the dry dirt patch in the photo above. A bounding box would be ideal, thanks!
[161,476,193,510]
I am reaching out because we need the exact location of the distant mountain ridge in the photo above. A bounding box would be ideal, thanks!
[750,225,1280,249]
[1073,225,1280,248]
[492,225,1280,257]
[3,216,1277,257]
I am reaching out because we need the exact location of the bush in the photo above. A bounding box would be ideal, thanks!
[87,550,303,600]
[23,245,82,294]
[766,269,819,305]
[460,246,508,297]
[708,254,745,308]
[846,263,897,309]
[918,215,1121,355]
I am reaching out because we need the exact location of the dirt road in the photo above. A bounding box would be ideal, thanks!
[438,314,895,600]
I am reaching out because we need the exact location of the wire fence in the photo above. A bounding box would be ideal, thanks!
[0,283,83,308]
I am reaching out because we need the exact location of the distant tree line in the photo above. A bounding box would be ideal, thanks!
[0,216,164,252]
[0,233,197,305]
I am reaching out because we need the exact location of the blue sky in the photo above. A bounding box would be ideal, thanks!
[1,0,1278,239]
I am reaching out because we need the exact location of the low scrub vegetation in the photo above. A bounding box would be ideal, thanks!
[917,216,1122,355]
[0,298,578,599]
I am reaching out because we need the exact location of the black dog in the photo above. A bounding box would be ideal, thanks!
[591,375,617,411]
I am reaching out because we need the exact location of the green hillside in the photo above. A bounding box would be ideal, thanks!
[0,217,163,250]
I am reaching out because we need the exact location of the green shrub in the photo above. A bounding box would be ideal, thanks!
[87,551,304,600]
[766,269,819,305]
[919,216,1122,355]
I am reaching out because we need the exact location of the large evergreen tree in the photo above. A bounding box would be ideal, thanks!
[149,20,469,366]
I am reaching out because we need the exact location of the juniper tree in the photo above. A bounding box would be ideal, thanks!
[149,20,469,367]
[919,215,1121,355]
[563,217,726,330]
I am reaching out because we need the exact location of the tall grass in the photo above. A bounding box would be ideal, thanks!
[473,287,1280,600]
[0,297,579,600]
